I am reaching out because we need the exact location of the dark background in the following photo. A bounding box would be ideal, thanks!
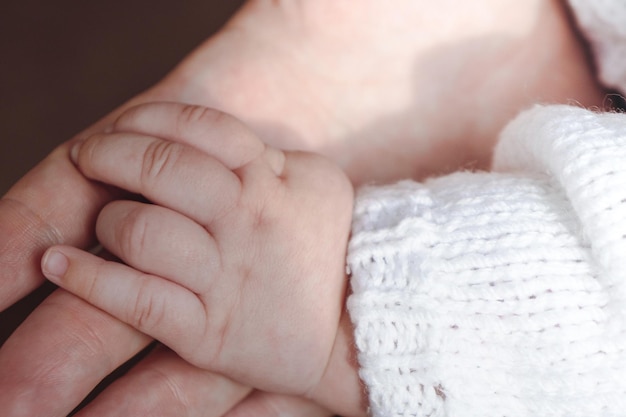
[1,1,244,195]
[0,2,245,410]
[0,0,243,348]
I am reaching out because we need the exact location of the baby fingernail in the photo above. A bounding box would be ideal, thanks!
[42,250,69,281]
[70,141,82,164]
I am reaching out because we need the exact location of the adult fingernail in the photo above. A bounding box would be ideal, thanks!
[42,250,69,281]
[70,141,82,164]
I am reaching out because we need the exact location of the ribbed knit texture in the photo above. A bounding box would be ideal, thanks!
[568,0,626,91]
[347,105,626,416]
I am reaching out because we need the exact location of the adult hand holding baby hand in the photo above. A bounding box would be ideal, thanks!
[0,0,604,414]
[41,103,364,416]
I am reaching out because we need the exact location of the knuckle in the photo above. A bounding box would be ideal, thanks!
[0,197,62,287]
[59,300,112,365]
[147,367,190,414]
[83,260,103,301]
[24,295,112,381]
[131,279,165,332]
[177,104,237,139]
[178,104,222,130]
[116,206,150,261]
[141,139,182,187]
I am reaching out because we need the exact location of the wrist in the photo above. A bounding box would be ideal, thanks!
[309,310,368,417]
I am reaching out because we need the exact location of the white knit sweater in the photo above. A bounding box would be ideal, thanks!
[347,3,626,416]
[568,0,626,90]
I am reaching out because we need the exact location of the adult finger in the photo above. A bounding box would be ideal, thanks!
[111,102,265,169]
[224,391,332,417]
[72,132,243,227]
[96,200,219,294]
[74,345,251,417]
[0,90,166,311]
[0,145,111,311]
[0,289,151,417]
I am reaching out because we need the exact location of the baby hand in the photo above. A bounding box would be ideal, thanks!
[40,103,356,410]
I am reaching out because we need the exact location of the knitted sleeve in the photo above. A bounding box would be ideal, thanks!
[567,0,626,91]
[347,105,626,416]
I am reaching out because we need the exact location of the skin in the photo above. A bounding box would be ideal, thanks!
[41,102,359,414]
[0,0,606,415]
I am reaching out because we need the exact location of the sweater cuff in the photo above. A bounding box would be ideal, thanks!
[347,105,626,416]
[567,0,626,92]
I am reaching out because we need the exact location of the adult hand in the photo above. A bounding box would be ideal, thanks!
[0,0,605,415]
